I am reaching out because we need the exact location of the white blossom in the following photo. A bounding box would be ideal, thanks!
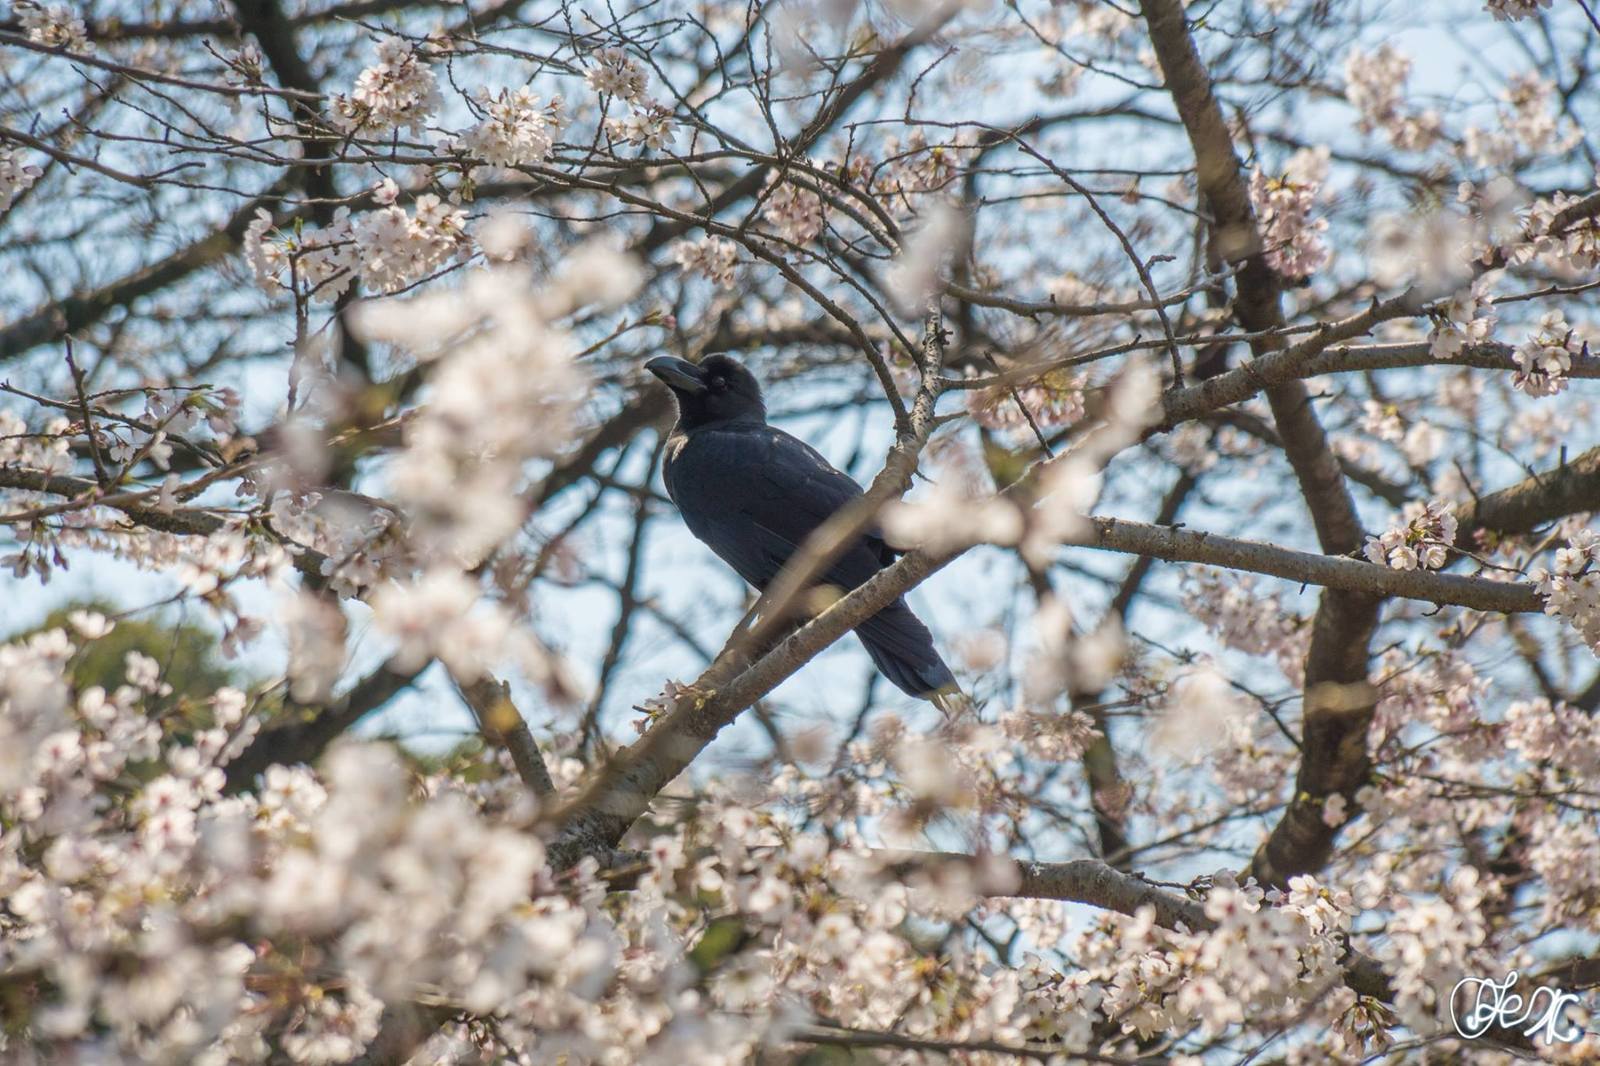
[450,87,565,168]
[1248,147,1330,280]
[761,174,824,246]
[605,99,677,150]
[586,47,648,101]
[0,145,44,210]
[1364,499,1458,571]
[1512,309,1583,397]
[672,235,740,287]
[330,38,441,136]
[18,1,88,51]
[1344,45,1441,151]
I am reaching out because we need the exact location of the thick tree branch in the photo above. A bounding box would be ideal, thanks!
[1082,517,1539,613]
[1141,0,1382,890]
[882,850,1394,1004]
[791,1023,1125,1064]
[545,489,1540,871]
[451,672,556,798]
[0,465,327,578]
[1456,443,1600,548]
[224,656,430,790]
[546,546,954,868]
[1157,294,1422,429]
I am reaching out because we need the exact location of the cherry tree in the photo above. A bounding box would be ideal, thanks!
[1,0,1598,1061]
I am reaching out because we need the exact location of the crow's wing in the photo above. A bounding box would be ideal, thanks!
[662,421,888,592]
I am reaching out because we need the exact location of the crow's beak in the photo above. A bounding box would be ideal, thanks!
[645,356,708,394]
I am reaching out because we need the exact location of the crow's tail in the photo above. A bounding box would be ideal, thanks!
[855,599,963,707]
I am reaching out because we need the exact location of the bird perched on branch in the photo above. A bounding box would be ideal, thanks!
[646,354,961,709]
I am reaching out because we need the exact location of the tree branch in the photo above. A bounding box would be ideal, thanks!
[452,672,557,798]
[1141,0,1382,890]
[224,656,429,790]
[1082,517,1540,614]
[0,465,327,578]
[1456,443,1600,549]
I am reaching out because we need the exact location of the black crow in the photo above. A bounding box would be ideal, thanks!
[646,354,960,707]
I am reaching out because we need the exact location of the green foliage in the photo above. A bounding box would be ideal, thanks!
[688,916,750,974]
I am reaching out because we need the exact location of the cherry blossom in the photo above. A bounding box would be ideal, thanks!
[16,1,88,52]
[1464,71,1563,168]
[672,235,740,287]
[1428,278,1497,359]
[5,3,1600,1062]
[761,174,825,246]
[1531,530,1600,651]
[1344,45,1441,151]
[1525,178,1600,271]
[450,88,565,169]
[1364,499,1459,571]
[330,38,442,136]
[1512,308,1584,397]
[586,47,649,102]
[245,197,469,300]
[1249,147,1331,280]
[605,99,677,150]
[968,370,1085,438]
[0,145,42,209]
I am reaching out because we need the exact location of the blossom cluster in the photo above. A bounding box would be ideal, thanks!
[606,102,677,150]
[870,130,967,207]
[1358,398,1444,467]
[1248,147,1331,280]
[1182,569,1307,682]
[6,551,1600,1062]
[0,615,1415,1064]
[0,144,43,210]
[1061,874,1356,1043]
[1364,498,1459,571]
[0,409,72,482]
[1531,529,1600,652]
[1463,72,1561,169]
[1523,178,1600,272]
[17,1,89,52]
[883,365,1159,563]
[590,48,677,150]
[1504,696,1600,779]
[672,235,740,287]
[1343,45,1441,151]
[330,38,442,136]
[1427,277,1497,360]
[762,172,826,246]
[243,187,469,301]
[1512,308,1585,397]
[0,626,625,1063]
[349,251,617,567]
[450,87,566,170]
[585,47,649,102]
[967,370,1086,438]
[312,245,642,687]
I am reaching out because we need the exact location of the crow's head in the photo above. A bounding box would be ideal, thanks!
[645,354,767,428]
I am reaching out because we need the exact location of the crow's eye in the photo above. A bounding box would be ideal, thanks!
[708,376,728,392]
